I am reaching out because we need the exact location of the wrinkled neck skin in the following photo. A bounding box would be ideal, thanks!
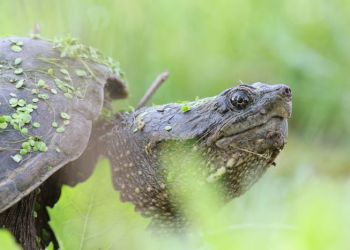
[105,83,292,227]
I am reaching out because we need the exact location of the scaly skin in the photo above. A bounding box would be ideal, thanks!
[104,82,292,228]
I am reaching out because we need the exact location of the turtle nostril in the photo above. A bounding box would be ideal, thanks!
[281,86,292,98]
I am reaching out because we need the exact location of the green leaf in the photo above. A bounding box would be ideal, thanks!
[180,105,191,113]
[51,122,58,128]
[33,122,40,128]
[164,125,172,131]
[0,230,20,250]
[48,162,148,250]
[15,79,24,89]
[21,142,31,150]
[11,154,22,163]
[37,79,47,88]
[12,40,23,46]
[17,99,26,107]
[14,58,22,65]
[9,98,18,107]
[46,242,54,250]
[56,127,65,133]
[64,93,73,99]
[0,122,8,129]
[14,68,23,75]
[60,69,69,75]
[19,148,28,156]
[28,138,35,146]
[47,68,54,76]
[75,69,87,77]
[38,93,49,100]
[20,128,28,135]
[60,112,70,120]
[35,141,48,152]
[11,45,22,53]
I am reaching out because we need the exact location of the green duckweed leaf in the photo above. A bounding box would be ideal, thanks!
[11,45,22,53]
[56,127,65,133]
[19,149,28,156]
[64,93,73,99]
[48,68,54,76]
[0,122,8,129]
[9,98,18,107]
[180,105,191,113]
[37,79,48,88]
[17,99,26,107]
[35,141,48,152]
[20,128,28,135]
[14,58,22,65]
[75,69,87,77]
[11,154,22,163]
[60,69,69,75]
[164,125,172,131]
[60,112,70,120]
[38,93,49,100]
[14,68,23,75]
[33,122,40,128]
[15,80,24,89]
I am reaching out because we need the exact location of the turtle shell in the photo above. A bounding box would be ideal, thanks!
[0,37,123,213]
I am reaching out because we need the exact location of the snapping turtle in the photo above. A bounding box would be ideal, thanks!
[105,82,292,228]
[0,37,127,249]
[0,37,292,250]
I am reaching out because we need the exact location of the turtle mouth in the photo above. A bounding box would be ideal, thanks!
[215,116,288,150]
[206,98,292,147]
[231,98,291,137]
[231,115,287,137]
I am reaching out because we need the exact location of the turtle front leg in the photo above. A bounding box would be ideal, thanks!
[0,189,58,250]
[0,191,38,249]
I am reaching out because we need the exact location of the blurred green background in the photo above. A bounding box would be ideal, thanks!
[0,0,349,249]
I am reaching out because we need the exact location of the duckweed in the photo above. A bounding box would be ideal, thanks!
[32,122,40,128]
[56,127,65,133]
[14,68,23,75]
[14,58,22,65]
[60,112,70,120]
[11,154,22,162]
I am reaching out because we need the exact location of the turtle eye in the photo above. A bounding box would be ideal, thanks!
[230,91,251,109]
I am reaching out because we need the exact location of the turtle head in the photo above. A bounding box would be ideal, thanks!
[192,83,292,197]
[107,83,292,220]
[206,83,292,152]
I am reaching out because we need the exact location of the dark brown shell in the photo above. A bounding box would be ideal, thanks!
[0,37,124,212]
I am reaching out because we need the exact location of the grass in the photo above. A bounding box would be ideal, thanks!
[4,142,348,250]
[1,141,349,249]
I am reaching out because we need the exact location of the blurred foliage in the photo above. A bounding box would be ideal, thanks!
[0,0,349,249]
[0,0,349,142]
[49,160,149,250]
[34,158,350,250]
[0,231,20,250]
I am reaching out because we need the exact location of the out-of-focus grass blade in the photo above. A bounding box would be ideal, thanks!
[0,230,20,250]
